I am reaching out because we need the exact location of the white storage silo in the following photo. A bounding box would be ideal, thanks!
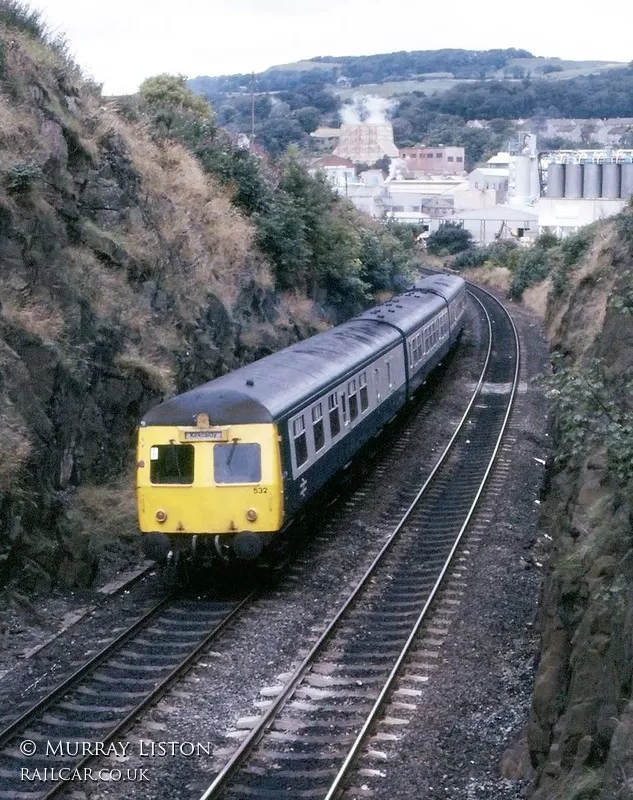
[602,163,621,198]
[514,155,532,200]
[620,163,633,199]
[564,163,583,199]
[547,163,565,197]
[582,163,601,198]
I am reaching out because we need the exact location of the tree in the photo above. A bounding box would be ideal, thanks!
[139,74,212,119]
[293,106,321,134]
[256,116,306,155]
[426,223,473,255]
[541,63,564,75]
[139,74,213,140]
[621,128,633,148]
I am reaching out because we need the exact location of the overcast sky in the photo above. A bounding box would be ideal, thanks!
[32,0,632,96]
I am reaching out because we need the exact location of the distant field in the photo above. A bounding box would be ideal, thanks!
[334,79,478,99]
[264,60,342,72]
[542,63,627,80]
[328,58,627,101]
[495,57,626,79]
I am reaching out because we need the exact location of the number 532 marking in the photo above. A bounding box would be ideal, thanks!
[253,487,268,494]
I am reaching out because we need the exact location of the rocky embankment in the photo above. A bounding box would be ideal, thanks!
[0,25,320,590]
[527,216,633,799]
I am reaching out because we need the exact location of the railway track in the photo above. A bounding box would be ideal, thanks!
[0,562,157,683]
[197,284,519,800]
[0,590,257,799]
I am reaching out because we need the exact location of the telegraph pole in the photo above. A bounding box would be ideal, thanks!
[250,72,255,146]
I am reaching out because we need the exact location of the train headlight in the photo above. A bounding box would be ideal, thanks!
[155,509,168,523]
[246,508,258,522]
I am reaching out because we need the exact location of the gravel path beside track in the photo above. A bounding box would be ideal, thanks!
[369,293,548,800]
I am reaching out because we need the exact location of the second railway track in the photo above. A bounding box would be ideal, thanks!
[0,591,257,799]
[197,284,520,800]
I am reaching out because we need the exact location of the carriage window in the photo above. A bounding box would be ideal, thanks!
[328,393,341,438]
[387,361,392,390]
[292,416,308,467]
[374,367,381,401]
[348,379,359,421]
[440,311,449,337]
[359,373,369,412]
[432,319,439,345]
[312,403,325,452]
[214,443,261,484]
[150,444,194,485]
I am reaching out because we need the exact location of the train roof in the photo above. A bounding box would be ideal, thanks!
[356,273,464,335]
[357,289,445,334]
[142,321,401,426]
[141,275,465,427]
[413,272,465,300]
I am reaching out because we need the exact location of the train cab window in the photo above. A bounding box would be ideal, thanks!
[348,379,359,421]
[359,373,369,412]
[214,443,261,484]
[328,393,341,437]
[292,416,308,467]
[150,444,194,485]
[312,403,325,452]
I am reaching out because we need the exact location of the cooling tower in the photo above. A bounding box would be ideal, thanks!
[333,123,400,164]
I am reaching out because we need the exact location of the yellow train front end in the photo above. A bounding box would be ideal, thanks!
[137,420,284,563]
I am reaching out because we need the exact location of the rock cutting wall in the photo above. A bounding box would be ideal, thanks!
[528,221,633,799]
[0,26,318,589]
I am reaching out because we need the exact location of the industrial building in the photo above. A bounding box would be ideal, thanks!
[399,146,466,176]
[432,137,633,242]
[543,150,633,200]
[310,119,633,243]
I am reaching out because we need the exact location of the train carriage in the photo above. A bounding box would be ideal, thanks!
[136,274,467,565]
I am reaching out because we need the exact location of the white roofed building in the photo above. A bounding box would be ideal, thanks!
[429,204,538,245]
[487,152,511,168]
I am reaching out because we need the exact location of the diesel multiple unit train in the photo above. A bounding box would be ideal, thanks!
[136,274,468,566]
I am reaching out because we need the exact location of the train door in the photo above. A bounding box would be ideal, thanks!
[374,367,381,403]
